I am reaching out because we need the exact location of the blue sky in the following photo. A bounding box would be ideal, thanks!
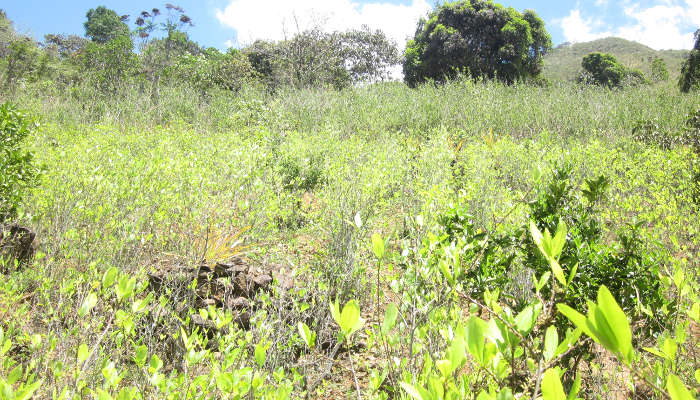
[3,0,699,51]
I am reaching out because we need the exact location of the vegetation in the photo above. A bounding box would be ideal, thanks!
[651,57,669,82]
[0,103,40,222]
[578,52,648,87]
[403,0,551,86]
[679,29,700,93]
[0,4,699,400]
[544,37,688,82]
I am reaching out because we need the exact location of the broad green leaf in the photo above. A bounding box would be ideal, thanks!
[595,286,633,364]
[15,380,42,400]
[688,302,699,322]
[338,299,365,339]
[514,303,542,335]
[254,342,267,368]
[448,332,466,369]
[102,267,118,290]
[427,375,444,400]
[529,221,544,254]
[297,322,315,349]
[436,359,452,377]
[133,345,148,367]
[465,316,488,364]
[77,343,89,364]
[535,271,551,293]
[661,337,678,361]
[96,389,114,400]
[216,372,234,393]
[549,258,566,287]
[496,388,514,400]
[666,374,694,400]
[148,354,163,372]
[567,263,578,286]
[645,343,667,358]
[371,233,385,259]
[551,220,567,260]
[567,373,581,400]
[7,365,22,385]
[381,303,399,334]
[79,292,98,317]
[541,368,566,400]
[438,259,454,285]
[543,326,558,362]
[557,304,594,342]
[399,382,425,400]
[329,299,341,327]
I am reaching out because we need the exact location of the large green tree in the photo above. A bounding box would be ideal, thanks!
[84,6,130,44]
[579,52,627,87]
[679,29,700,93]
[403,0,551,86]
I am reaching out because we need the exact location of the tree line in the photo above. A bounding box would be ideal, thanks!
[1,1,698,99]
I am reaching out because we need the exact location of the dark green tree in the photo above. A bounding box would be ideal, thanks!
[81,35,137,94]
[679,29,700,93]
[579,52,627,87]
[4,38,39,97]
[84,6,130,44]
[402,0,552,86]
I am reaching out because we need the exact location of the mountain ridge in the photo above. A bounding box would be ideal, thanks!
[543,37,689,81]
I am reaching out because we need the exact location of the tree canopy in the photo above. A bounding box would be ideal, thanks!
[403,0,552,86]
[679,29,700,93]
[579,52,648,88]
[84,6,130,44]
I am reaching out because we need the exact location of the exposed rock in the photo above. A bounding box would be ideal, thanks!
[0,224,37,271]
[147,256,294,332]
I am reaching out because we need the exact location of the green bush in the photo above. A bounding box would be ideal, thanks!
[578,52,649,88]
[0,102,41,222]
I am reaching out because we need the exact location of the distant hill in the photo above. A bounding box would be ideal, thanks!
[543,37,688,82]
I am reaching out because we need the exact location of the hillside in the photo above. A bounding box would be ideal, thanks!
[543,37,688,81]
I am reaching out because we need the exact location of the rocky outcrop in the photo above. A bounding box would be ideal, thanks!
[0,224,36,272]
[148,257,293,332]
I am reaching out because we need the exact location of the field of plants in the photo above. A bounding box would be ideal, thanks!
[0,76,697,399]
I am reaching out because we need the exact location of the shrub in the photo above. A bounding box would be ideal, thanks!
[579,52,628,87]
[0,102,41,222]
[651,57,669,82]
[679,29,700,93]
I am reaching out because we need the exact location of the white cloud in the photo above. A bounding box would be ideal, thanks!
[215,0,432,50]
[559,1,698,50]
[617,3,694,49]
[559,9,612,43]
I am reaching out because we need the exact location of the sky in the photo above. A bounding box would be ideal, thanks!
[3,0,699,52]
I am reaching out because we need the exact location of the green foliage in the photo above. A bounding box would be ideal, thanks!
[579,52,630,87]
[0,103,40,222]
[543,37,687,82]
[278,152,325,192]
[84,6,130,44]
[651,57,669,82]
[3,38,39,96]
[80,35,137,94]
[679,29,700,93]
[403,0,552,86]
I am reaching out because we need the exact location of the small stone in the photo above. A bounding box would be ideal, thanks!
[253,274,273,288]
[227,296,250,310]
